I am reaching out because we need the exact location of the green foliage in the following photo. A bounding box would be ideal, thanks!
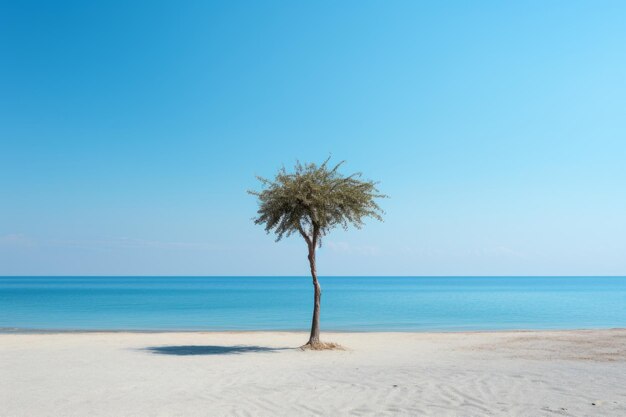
[249,159,386,247]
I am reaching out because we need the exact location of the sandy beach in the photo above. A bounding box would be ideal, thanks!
[1,329,626,417]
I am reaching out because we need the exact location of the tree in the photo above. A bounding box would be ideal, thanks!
[249,158,386,348]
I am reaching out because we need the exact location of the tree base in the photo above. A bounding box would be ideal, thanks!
[300,341,344,351]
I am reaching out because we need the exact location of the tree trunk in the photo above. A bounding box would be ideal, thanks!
[306,244,321,346]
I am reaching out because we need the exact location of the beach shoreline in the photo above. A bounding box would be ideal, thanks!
[3,327,626,334]
[2,329,626,416]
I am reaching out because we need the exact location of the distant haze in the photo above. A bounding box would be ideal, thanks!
[1,1,625,275]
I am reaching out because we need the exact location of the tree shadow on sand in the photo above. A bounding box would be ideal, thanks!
[144,345,291,356]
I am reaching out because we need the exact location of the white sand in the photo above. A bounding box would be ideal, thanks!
[2,330,626,416]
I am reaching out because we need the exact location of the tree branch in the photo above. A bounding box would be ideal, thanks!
[296,223,312,247]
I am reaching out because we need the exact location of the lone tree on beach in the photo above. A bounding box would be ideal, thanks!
[250,159,385,349]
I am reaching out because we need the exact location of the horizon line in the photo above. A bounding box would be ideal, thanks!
[2,275,626,278]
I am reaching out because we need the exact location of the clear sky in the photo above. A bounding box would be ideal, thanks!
[1,1,625,276]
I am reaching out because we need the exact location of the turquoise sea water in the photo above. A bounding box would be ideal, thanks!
[1,276,625,332]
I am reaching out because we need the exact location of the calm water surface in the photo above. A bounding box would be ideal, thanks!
[1,276,625,331]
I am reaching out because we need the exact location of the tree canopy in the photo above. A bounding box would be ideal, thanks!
[249,159,386,247]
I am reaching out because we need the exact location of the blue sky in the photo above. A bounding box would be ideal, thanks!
[1,1,625,275]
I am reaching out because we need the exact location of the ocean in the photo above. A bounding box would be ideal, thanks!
[1,276,625,332]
